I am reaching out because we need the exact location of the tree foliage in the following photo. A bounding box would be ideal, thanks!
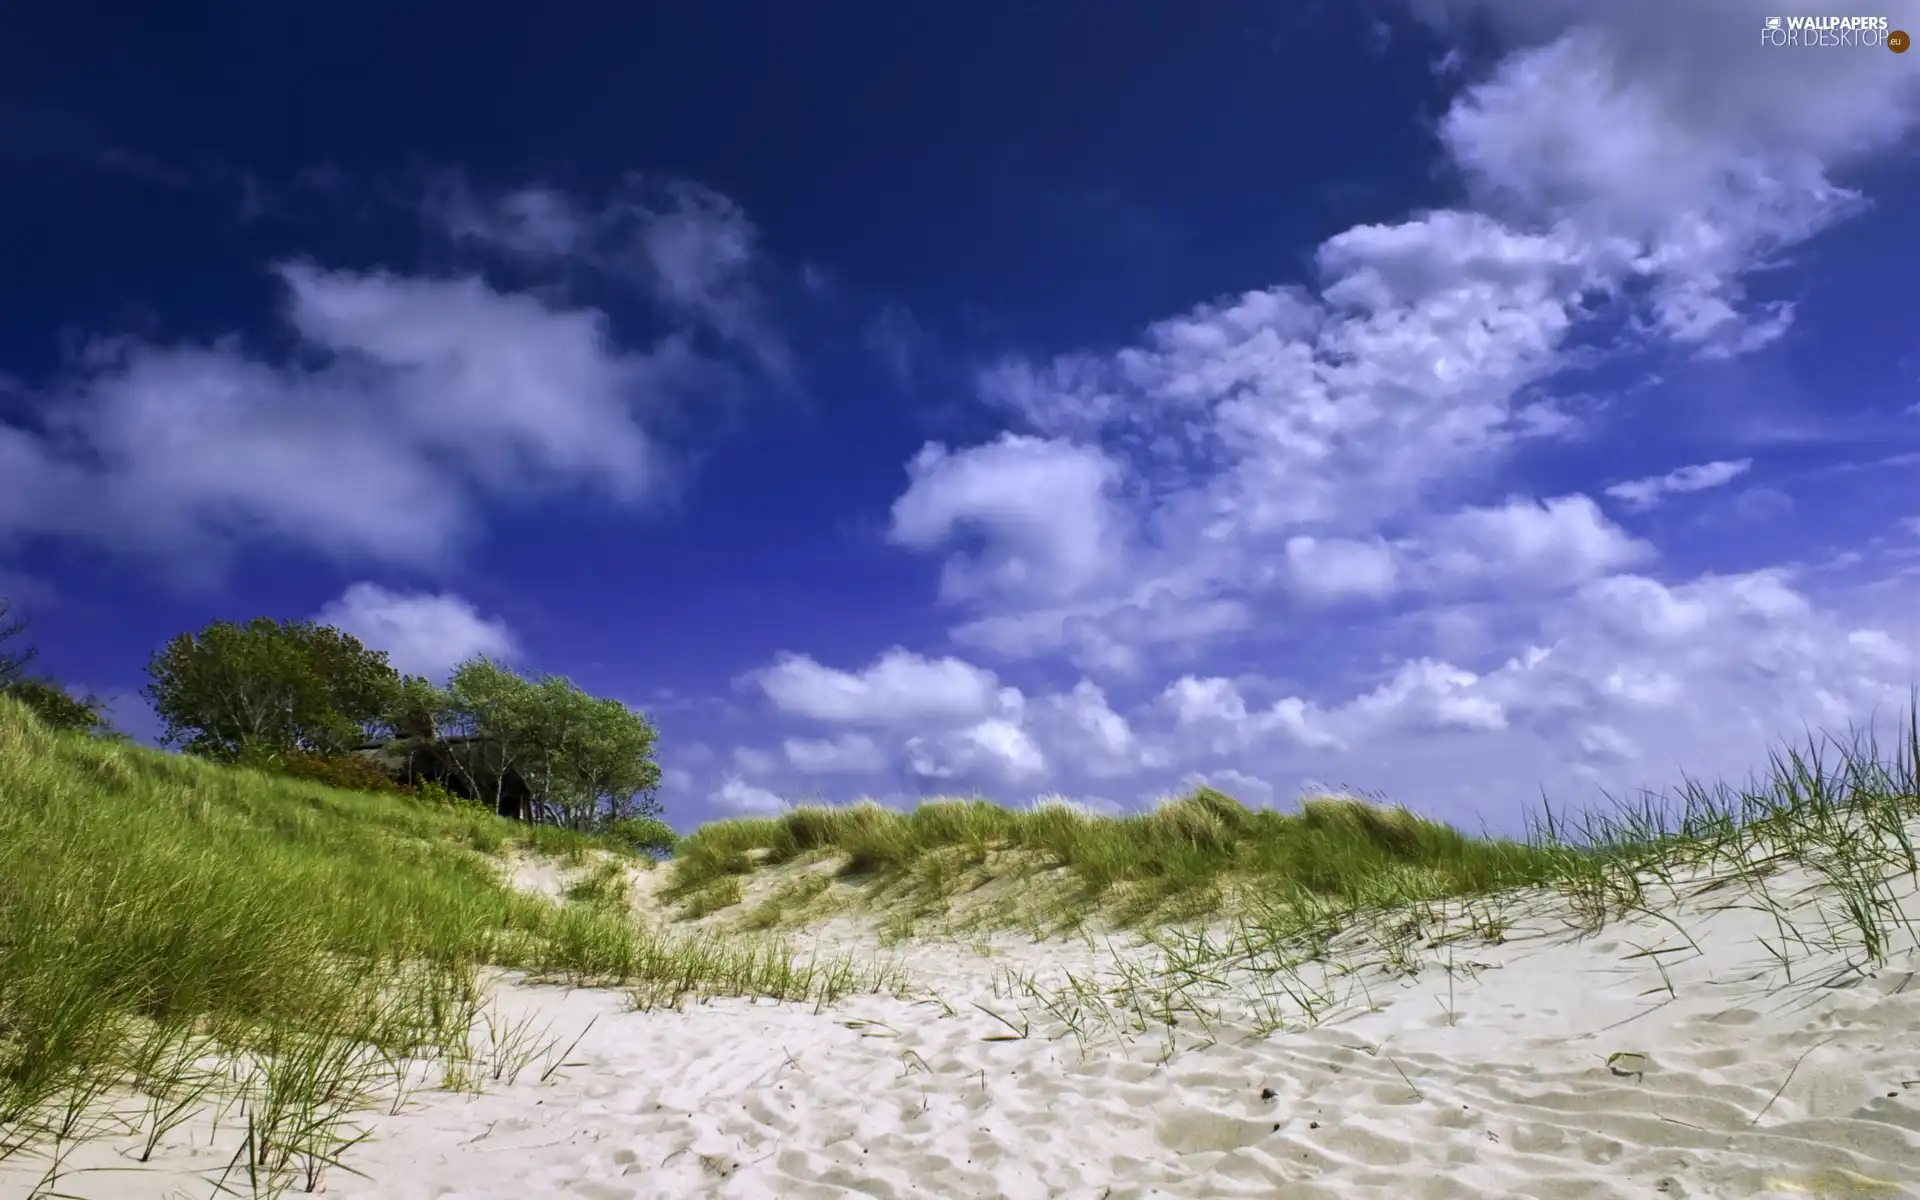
[429,658,664,830]
[144,618,401,762]
[139,615,668,833]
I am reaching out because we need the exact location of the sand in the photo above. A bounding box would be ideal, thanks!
[7,856,1920,1199]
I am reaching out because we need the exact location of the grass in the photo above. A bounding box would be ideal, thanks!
[663,788,1581,934]
[0,695,906,1197]
[661,707,1920,1069]
[6,687,1920,1193]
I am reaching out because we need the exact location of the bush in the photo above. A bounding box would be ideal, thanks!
[276,749,409,795]
[605,815,678,858]
[416,777,493,816]
[2,678,116,737]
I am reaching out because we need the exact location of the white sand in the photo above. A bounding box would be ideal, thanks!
[8,857,1920,1199]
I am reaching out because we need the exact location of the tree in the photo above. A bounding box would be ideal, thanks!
[383,673,459,742]
[144,618,401,762]
[442,658,663,830]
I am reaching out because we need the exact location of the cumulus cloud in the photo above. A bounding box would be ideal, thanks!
[749,647,1007,726]
[1029,681,1154,779]
[878,2,1918,690]
[1417,0,1918,355]
[314,583,516,681]
[905,717,1047,782]
[0,263,688,574]
[710,776,788,815]
[682,3,1920,828]
[1149,569,1915,823]
[1419,495,1651,589]
[889,435,1126,605]
[1604,459,1753,512]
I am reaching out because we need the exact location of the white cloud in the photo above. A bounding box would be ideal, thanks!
[906,718,1046,782]
[688,4,1920,827]
[1161,677,1341,754]
[783,733,888,774]
[314,583,516,682]
[894,211,1626,672]
[429,175,791,379]
[1605,459,1753,512]
[1418,0,1919,355]
[0,263,685,573]
[889,435,1125,605]
[1419,494,1651,589]
[1284,536,1400,602]
[877,0,1919,677]
[1031,681,1152,779]
[710,776,788,816]
[750,647,1007,726]
[1146,569,1916,823]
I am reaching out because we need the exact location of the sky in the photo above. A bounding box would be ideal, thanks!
[3,1,1918,836]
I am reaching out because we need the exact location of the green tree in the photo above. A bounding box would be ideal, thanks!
[383,673,459,742]
[144,618,401,762]
[443,658,663,830]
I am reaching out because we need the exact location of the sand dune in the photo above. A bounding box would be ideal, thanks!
[11,851,1920,1200]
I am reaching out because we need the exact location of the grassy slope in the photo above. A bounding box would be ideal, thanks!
[0,697,899,1194]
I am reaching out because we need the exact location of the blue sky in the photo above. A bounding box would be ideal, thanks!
[3,0,1918,834]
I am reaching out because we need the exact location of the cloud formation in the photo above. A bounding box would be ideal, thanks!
[428,174,793,380]
[314,583,517,682]
[0,261,693,576]
[812,2,1920,825]
[1605,460,1753,512]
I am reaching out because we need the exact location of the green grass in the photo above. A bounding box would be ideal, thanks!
[666,708,1920,948]
[0,695,905,1196]
[664,788,1583,932]
[659,707,1920,1066]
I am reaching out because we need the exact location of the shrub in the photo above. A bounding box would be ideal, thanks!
[2,678,117,737]
[276,749,409,795]
[604,815,678,858]
[416,777,493,816]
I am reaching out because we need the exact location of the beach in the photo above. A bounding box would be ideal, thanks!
[11,849,1919,1200]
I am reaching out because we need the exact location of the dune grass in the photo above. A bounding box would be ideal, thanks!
[661,709,1920,1064]
[663,787,1583,933]
[978,717,1920,1064]
[0,696,905,1197]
